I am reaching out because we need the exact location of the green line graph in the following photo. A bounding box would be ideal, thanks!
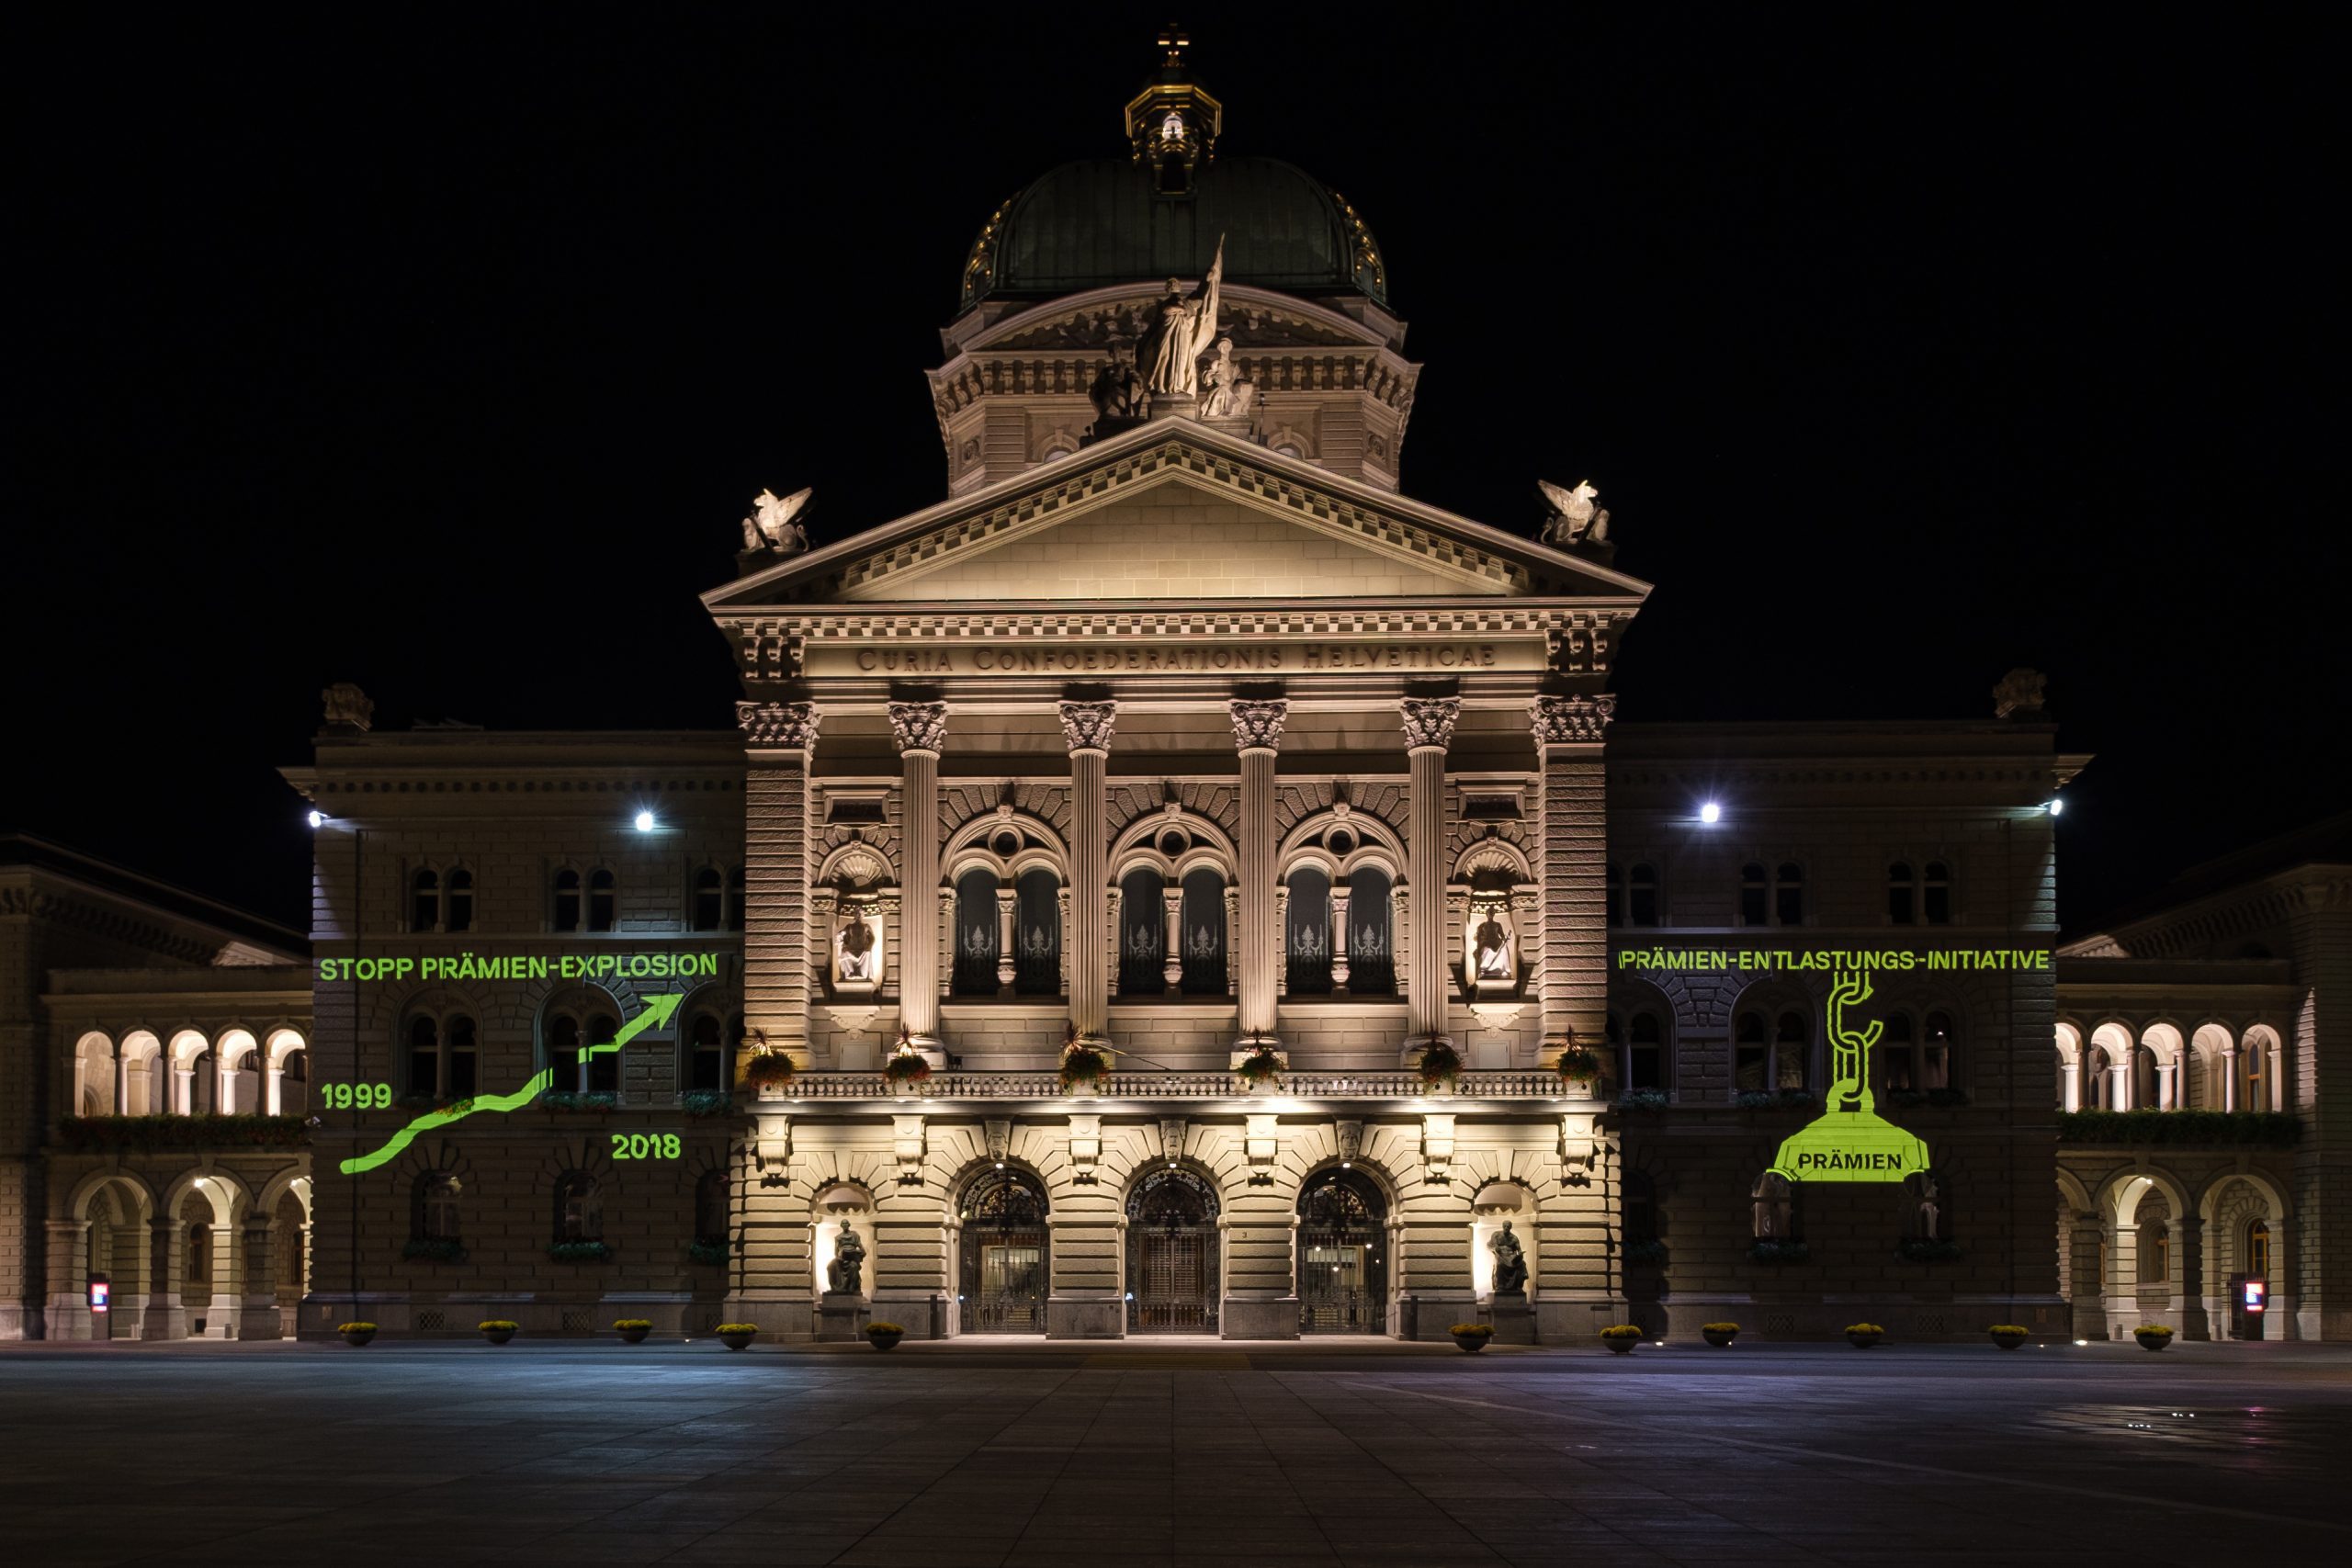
[339,993,681,1175]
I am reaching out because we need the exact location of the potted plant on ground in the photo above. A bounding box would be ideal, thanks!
[615,1318,652,1344]
[478,1319,518,1345]
[1058,1026,1111,1095]
[1846,1322,1885,1348]
[1556,1043,1600,1091]
[2133,1323,2176,1352]
[1702,1322,1739,1348]
[339,1321,377,1347]
[865,1321,905,1351]
[1449,1322,1494,1354]
[716,1323,759,1351]
[1233,1044,1283,1090]
[1417,1041,1464,1092]
[1600,1325,1644,1355]
[1987,1325,2030,1350]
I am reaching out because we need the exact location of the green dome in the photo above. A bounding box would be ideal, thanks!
[959,155,1388,314]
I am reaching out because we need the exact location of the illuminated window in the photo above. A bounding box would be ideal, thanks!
[411,867,440,932]
[445,868,473,933]
[1923,1011,1954,1091]
[1628,863,1660,928]
[416,1173,462,1243]
[587,869,616,932]
[554,1172,603,1244]
[552,868,582,932]
[2247,1221,2271,1279]
[691,866,723,932]
[1774,1010,1810,1089]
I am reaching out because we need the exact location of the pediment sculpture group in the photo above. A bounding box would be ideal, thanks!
[1089,235,1256,432]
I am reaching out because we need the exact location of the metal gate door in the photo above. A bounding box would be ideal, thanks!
[961,1169,1048,1333]
[1127,1168,1219,1332]
[1298,1168,1386,1333]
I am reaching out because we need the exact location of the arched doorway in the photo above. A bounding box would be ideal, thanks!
[960,1168,1048,1333]
[1297,1168,1387,1334]
[1126,1168,1219,1333]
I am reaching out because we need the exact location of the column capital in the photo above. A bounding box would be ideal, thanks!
[888,701,948,755]
[1058,699,1118,754]
[1398,696,1460,752]
[737,699,820,750]
[1530,693,1616,747]
[1229,698,1288,752]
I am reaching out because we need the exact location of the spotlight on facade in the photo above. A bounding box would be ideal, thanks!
[306,809,326,829]
[1699,801,1722,825]
[634,810,656,831]
[2046,797,2064,817]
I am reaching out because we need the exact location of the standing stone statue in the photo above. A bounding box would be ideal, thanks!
[1138,236,1226,398]
[1489,1221,1529,1294]
[831,1221,866,1294]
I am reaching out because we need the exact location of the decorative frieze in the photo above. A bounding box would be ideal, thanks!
[737,700,820,750]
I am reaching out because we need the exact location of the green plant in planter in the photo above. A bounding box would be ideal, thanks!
[615,1318,653,1343]
[741,1051,797,1090]
[715,1323,759,1350]
[538,1091,618,1112]
[1448,1322,1495,1353]
[865,1321,906,1350]
[1599,1324,1645,1354]
[338,1321,377,1346]
[479,1319,518,1344]
[1702,1322,1739,1347]
[1614,1089,1668,1114]
[1233,1046,1283,1089]
[1845,1322,1885,1348]
[1987,1325,2030,1349]
[1747,1239,1810,1265]
[2133,1323,2176,1350]
[1416,1042,1464,1089]
[1556,1043,1600,1087]
[548,1240,614,1263]
[1058,1040,1112,1093]
[882,1050,933,1088]
[678,1089,736,1118]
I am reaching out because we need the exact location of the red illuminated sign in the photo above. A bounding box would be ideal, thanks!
[2244,1278,2267,1313]
[87,1275,109,1314]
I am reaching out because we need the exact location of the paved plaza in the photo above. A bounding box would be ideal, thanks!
[3,1337,2346,1566]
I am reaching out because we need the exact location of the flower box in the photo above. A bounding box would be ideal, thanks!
[716,1323,758,1351]
[480,1320,517,1344]
[615,1319,652,1344]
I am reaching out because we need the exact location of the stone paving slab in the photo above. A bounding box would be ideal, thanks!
[4,1338,2349,1565]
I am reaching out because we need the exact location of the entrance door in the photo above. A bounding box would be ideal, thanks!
[1298,1168,1387,1333]
[1127,1168,1219,1332]
[960,1169,1048,1333]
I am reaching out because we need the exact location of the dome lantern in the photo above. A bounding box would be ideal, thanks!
[1124,26,1223,196]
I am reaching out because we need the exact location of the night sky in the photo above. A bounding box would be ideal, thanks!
[16,9,2342,935]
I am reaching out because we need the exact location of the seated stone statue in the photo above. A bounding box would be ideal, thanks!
[1489,1221,1529,1294]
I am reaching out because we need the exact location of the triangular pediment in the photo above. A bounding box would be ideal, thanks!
[706,421,1648,613]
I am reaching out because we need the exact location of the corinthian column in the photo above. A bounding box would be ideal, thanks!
[1530,694,1614,1066]
[1229,700,1288,1042]
[1059,701,1117,1042]
[737,699,820,1062]
[888,702,947,1045]
[1399,698,1460,1048]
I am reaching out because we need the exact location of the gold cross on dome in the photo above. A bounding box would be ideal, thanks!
[1158,24,1190,65]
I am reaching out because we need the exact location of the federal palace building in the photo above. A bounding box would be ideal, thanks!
[6,49,2346,1347]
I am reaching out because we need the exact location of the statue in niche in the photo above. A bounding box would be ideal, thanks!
[1137,235,1226,397]
[1488,1221,1529,1294]
[834,911,876,982]
[1473,913,1512,981]
[1537,479,1611,548]
[1199,337,1256,420]
[1089,342,1146,432]
[829,1220,865,1294]
[741,486,813,554]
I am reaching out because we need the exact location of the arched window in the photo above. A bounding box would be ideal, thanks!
[1627,1012,1666,1091]
[1736,1008,1808,1093]
[411,868,440,932]
[1739,863,1769,927]
[1285,867,1333,996]
[1923,1010,1954,1091]
[585,1010,618,1094]
[1903,1169,1948,1241]
[1297,1168,1387,1333]
[2247,1220,2271,1280]
[1628,863,1659,928]
[1735,1010,1768,1092]
[726,865,746,931]
[1605,863,1624,927]
[691,867,724,932]
[1883,1011,1917,1090]
[695,1169,729,1249]
[446,1015,478,1098]
[445,868,474,933]
[952,868,1001,996]
[1118,867,1166,996]
[685,1013,730,1094]
[1774,1010,1810,1089]
[1180,868,1227,995]
[545,1002,620,1095]
[1347,867,1395,995]
[587,869,616,932]
[1013,868,1060,995]
[552,868,582,932]
[2135,1193,2170,1285]
[1888,863,1916,925]
[1774,863,1805,926]
[405,1016,439,1097]
[554,1172,603,1243]
[1751,1171,1796,1240]
[414,1173,462,1243]
[1923,862,1951,925]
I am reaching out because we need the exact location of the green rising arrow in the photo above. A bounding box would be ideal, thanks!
[339,992,683,1175]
